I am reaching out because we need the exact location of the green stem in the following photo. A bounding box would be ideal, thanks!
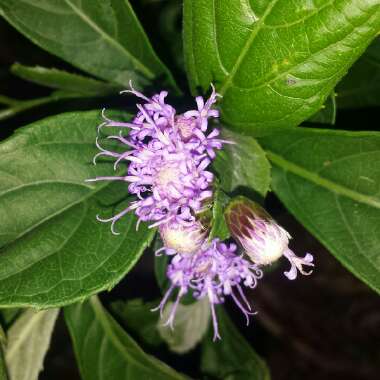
[0,93,80,121]
[0,95,19,106]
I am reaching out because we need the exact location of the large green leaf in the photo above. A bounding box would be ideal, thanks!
[5,308,59,380]
[307,92,336,125]
[213,129,271,196]
[111,299,162,348]
[65,296,186,380]
[337,37,380,108]
[154,237,171,294]
[209,186,230,241]
[257,128,380,294]
[113,298,211,354]
[0,310,21,331]
[184,0,380,132]
[0,111,155,307]
[158,298,210,354]
[0,91,80,122]
[0,338,7,380]
[201,308,270,380]
[11,64,120,96]
[0,325,5,347]
[0,0,178,90]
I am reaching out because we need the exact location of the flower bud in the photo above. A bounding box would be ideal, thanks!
[225,196,314,280]
[159,221,207,255]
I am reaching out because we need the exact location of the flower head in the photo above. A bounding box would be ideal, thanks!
[225,196,314,280]
[154,238,263,340]
[87,83,227,233]
[86,83,315,342]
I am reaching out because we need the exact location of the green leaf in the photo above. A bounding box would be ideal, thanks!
[213,129,271,196]
[307,92,336,125]
[0,313,21,349]
[257,128,380,294]
[183,0,380,132]
[0,111,155,307]
[158,298,210,354]
[0,309,21,331]
[0,340,8,380]
[5,308,59,380]
[209,186,230,241]
[112,297,211,354]
[201,308,270,380]
[65,296,186,380]
[154,235,171,294]
[0,325,5,347]
[11,64,120,96]
[337,37,380,108]
[0,0,179,90]
[111,299,162,347]
[158,1,184,71]
[0,92,80,121]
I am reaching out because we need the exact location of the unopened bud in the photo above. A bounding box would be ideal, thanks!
[225,196,314,280]
[159,221,207,255]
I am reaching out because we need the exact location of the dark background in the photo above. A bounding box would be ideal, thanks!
[1,1,379,379]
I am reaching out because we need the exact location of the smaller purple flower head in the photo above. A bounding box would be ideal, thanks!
[153,238,263,340]
[225,196,314,280]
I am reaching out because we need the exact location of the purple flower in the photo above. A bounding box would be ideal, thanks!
[86,83,315,342]
[87,83,227,233]
[225,197,314,280]
[183,84,220,132]
[153,239,263,341]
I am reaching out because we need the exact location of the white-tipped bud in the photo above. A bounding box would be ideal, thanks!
[226,197,314,280]
[159,221,206,255]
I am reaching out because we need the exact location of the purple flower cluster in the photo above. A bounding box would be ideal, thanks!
[154,240,263,340]
[88,83,225,233]
[89,84,314,340]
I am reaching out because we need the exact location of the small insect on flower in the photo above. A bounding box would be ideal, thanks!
[86,83,229,233]
[225,196,314,280]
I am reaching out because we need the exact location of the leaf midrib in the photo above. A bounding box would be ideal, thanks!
[63,0,154,79]
[217,0,378,96]
[266,151,380,209]
[0,217,155,309]
[218,0,279,96]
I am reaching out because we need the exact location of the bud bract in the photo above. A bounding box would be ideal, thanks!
[225,197,314,280]
[159,221,207,255]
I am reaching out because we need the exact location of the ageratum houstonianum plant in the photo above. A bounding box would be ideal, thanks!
[88,85,314,339]
[0,0,379,378]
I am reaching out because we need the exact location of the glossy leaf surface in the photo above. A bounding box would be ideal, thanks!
[65,297,186,380]
[337,37,380,108]
[0,111,155,307]
[0,0,178,89]
[258,128,380,293]
[213,129,270,196]
[184,0,380,132]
